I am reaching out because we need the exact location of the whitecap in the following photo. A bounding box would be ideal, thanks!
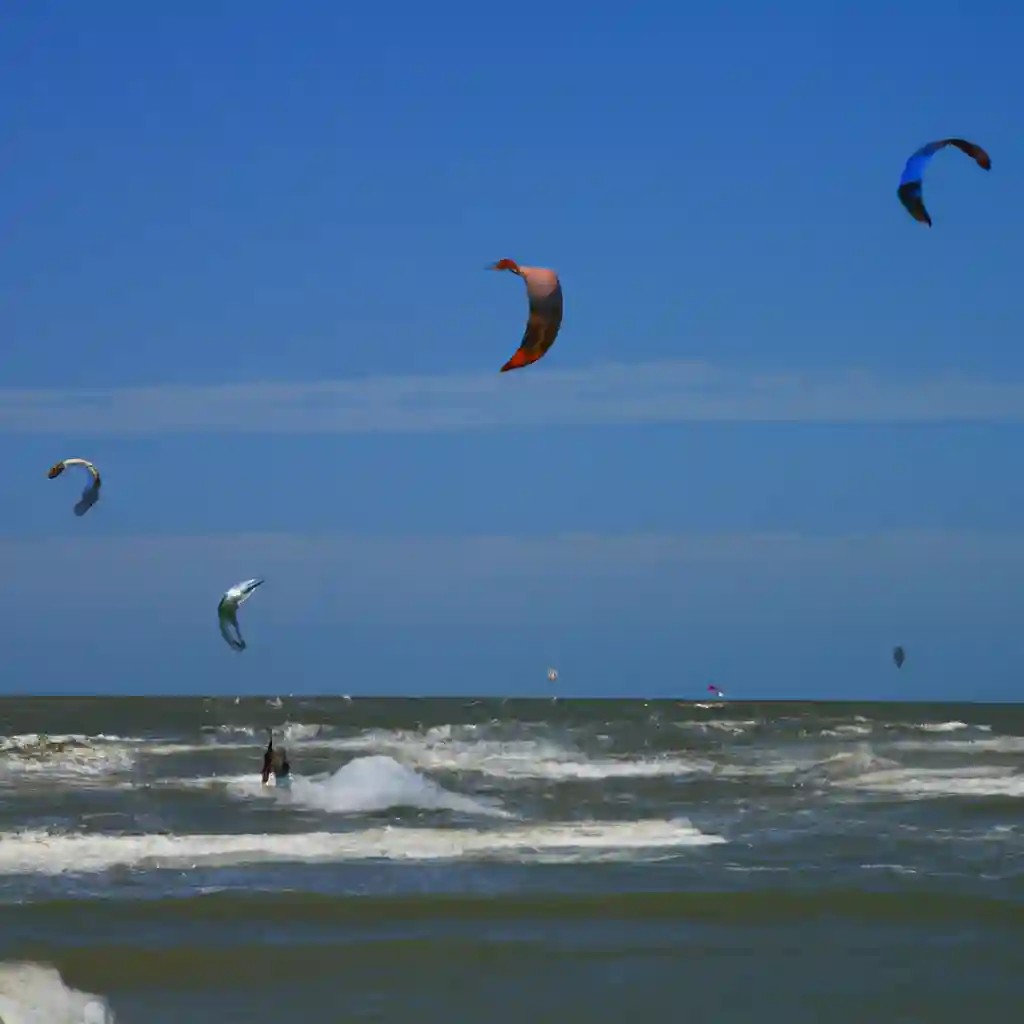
[0,819,726,875]
[837,765,1024,799]
[0,962,114,1024]
[0,733,134,781]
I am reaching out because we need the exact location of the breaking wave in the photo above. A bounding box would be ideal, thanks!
[0,961,114,1024]
[229,754,513,817]
[0,734,134,781]
[0,819,725,875]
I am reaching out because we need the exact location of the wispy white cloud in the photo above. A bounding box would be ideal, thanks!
[2,529,1021,616]
[2,360,1024,435]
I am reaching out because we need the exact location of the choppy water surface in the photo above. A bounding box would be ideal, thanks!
[1,697,1022,1022]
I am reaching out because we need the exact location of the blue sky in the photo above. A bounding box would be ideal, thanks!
[2,0,1023,698]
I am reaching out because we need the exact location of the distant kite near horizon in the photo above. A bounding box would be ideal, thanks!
[893,645,906,669]
[487,259,563,372]
[897,138,990,226]
[47,457,101,517]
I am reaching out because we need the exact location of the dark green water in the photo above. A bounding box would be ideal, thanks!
[1,697,1022,1021]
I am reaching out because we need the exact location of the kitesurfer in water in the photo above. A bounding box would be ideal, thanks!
[274,746,291,785]
[261,730,291,787]
[261,731,274,785]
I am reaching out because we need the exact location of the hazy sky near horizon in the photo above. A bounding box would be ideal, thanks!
[2,1,1023,699]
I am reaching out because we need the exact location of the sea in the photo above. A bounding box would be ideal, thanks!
[1,697,1022,1023]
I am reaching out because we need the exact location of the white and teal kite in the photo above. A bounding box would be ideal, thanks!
[218,578,263,652]
[47,457,101,517]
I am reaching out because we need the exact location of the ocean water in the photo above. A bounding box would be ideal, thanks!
[1,697,1023,1022]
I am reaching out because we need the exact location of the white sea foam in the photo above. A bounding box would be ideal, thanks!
[290,725,710,781]
[365,741,709,782]
[703,719,760,734]
[98,726,712,786]
[797,746,901,785]
[166,755,511,817]
[142,740,254,755]
[201,723,259,739]
[890,735,1024,754]
[287,756,511,816]
[858,863,918,875]
[711,758,820,781]
[0,962,114,1024]
[0,819,725,875]
[237,755,511,817]
[836,765,1024,798]
[675,719,760,736]
[279,722,325,743]
[138,720,708,784]
[0,734,134,781]
[888,720,991,734]
[145,720,332,756]
[820,724,874,737]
